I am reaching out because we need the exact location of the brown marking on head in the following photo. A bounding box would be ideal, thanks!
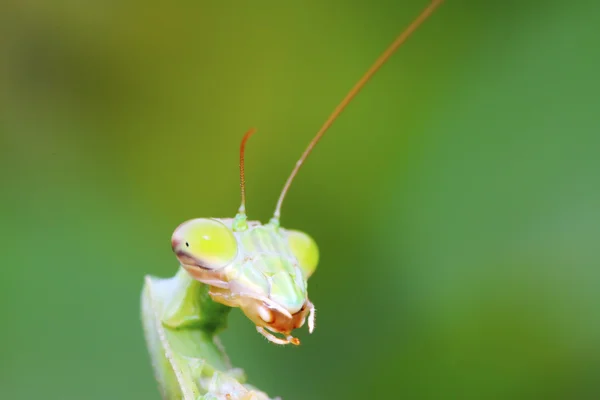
[174,250,213,270]
[181,264,229,288]
[259,300,311,334]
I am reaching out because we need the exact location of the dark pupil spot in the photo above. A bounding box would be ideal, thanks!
[185,242,189,247]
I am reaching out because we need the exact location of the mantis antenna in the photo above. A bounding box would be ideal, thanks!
[271,0,445,222]
[238,127,257,217]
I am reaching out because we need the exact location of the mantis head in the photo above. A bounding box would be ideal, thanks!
[171,217,319,345]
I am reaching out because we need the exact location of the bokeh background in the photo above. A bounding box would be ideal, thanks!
[2,0,600,399]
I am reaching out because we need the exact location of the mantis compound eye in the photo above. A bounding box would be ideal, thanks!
[171,218,238,269]
[287,230,319,279]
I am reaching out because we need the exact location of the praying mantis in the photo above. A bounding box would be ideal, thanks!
[170,0,445,346]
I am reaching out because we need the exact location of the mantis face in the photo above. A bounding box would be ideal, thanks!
[171,218,318,345]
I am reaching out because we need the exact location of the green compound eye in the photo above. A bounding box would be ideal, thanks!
[172,218,238,269]
[287,230,319,279]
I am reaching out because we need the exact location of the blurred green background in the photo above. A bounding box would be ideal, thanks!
[2,0,600,399]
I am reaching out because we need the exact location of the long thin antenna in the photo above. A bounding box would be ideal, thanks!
[238,127,257,216]
[271,0,445,222]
